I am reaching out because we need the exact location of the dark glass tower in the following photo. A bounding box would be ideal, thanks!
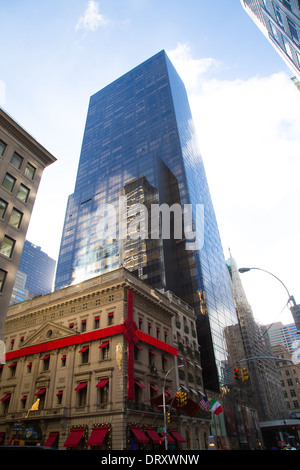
[55,51,238,392]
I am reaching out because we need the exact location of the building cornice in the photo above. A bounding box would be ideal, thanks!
[0,107,56,167]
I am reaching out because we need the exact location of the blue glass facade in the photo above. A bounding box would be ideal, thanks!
[11,240,56,303]
[55,51,238,391]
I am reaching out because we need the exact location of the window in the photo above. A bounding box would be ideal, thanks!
[56,390,63,405]
[75,382,87,406]
[9,361,17,377]
[24,162,36,180]
[0,140,7,156]
[270,22,281,42]
[0,235,15,258]
[263,0,270,11]
[9,208,23,229]
[108,312,114,326]
[282,35,293,58]
[81,320,87,332]
[288,18,299,44]
[20,396,27,410]
[17,184,30,203]
[2,173,16,192]
[10,152,23,170]
[94,316,100,329]
[279,0,292,11]
[41,354,50,371]
[27,362,32,373]
[273,3,284,27]
[0,199,8,219]
[0,269,7,293]
[61,355,66,367]
[99,341,109,360]
[79,345,89,364]
[96,378,109,406]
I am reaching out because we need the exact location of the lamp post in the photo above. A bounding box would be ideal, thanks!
[162,364,184,450]
[239,266,300,331]
[238,267,296,306]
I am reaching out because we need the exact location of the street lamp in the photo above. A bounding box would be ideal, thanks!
[162,364,184,450]
[238,267,296,306]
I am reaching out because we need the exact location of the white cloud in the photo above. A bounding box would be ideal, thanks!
[167,43,220,92]
[76,0,109,32]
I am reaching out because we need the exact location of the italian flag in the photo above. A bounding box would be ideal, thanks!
[210,398,223,415]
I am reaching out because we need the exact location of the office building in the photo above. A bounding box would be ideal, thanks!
[54,50,239,394]
[241,0,300,80]
[0,108,56,338]
[226,254,287,422]
[267,321,299,354]
[0,268,212,450]
[10,240,56,304]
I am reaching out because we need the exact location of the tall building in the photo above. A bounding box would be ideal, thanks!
[267,321,299,354]
[54,50,239,393]
[0,108,56,338]
[10,240,56,304]
[241,0,300,81]
[226,254,287,422]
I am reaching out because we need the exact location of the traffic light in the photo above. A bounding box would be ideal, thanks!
[181,392,187,406]
[234,368,241,381]
[241,368,249,382]
[176,392,180,406]
[167,412,171,423]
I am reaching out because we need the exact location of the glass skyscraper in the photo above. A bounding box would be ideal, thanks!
[10,240,56,304]
[241,0,300,81]
[55,51,238,392]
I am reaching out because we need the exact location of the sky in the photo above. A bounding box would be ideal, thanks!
[0,0,299,327]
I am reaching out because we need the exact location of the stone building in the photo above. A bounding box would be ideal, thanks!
[0,108,56,337]
[0,268,211,450]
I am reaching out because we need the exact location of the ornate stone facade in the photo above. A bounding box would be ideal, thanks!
[0,268,211,450]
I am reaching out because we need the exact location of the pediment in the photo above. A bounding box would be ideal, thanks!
[21,321,78,348]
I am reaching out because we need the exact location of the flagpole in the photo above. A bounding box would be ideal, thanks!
[162,364,184,451]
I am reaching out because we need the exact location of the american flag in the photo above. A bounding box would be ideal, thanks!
[200,395,210,412]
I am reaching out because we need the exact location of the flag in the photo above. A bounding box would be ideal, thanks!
[210,398,223,415]
[25,398,40,418]
[200,395,210,412]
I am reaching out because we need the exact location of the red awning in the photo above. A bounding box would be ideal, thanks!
[41,354,50,360]
[64,428,85,447]
[43,432,59,447]
[134,380,146,389]
[34,388,46,396]
[145,428,161,444]
[96,378,109,388]
[1,393,11,402]
[8,361,17,368]
[79,346,89,353]
[170,430,186,443]
[75,382,87,391]
[87,427,108,446]
[130,427,149,443]
[20,396,27,402]
[150,384,159,392]
[99,341,109,349]
[159,432,175,443]
[149,349,157,356]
